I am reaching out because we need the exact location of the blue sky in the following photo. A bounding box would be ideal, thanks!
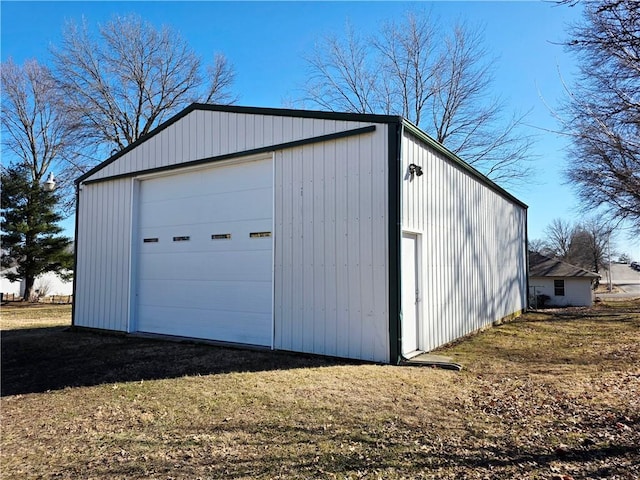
[2,1,638,258]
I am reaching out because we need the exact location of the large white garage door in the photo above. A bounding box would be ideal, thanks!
[135,157,273,346]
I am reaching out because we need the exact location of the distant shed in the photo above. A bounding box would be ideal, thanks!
[73,104,528,364]
[529,252,600,307]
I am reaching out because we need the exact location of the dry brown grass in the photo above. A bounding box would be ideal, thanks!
[1,300,639,479]
[0,303,71,329]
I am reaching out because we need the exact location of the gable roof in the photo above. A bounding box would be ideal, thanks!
[75,104,401,185]
[529,251,600,278]
[75,103,526,209]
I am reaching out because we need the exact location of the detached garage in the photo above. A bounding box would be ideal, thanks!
[73,104,528,364]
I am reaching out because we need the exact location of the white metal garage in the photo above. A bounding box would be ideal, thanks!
[73,103,528,364]
[135,156,273,345]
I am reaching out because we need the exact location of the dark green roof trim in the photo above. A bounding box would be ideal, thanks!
[401,120,528,210]
[76,103,402,184]
[387,120,402,365]
[76,104,198,184]
[190,102,401,124]
[81,125,377,186]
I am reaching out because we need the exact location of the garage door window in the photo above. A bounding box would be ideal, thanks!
[250,231,271,238]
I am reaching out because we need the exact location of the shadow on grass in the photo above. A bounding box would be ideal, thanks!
[1,326,355,397]
[51,419,640,479]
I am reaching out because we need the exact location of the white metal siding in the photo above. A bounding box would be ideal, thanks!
[84,112,369,183]
[74,179,133,331]
[401,131,527,352]
[529,277,594,307]
[274,127,389,363]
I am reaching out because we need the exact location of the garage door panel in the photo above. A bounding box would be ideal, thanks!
[140,187,273,226]
[138,306,272,345]
[138,280,272,312]
[136,157,273,347]
[140,162,272,204]
[139,250,272,282]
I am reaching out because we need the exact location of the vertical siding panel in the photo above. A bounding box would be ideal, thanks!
[98,183,107,329]
[196,109,205,159]
[312,142,326,354]
[94,184,104,329]
[158,129,167,167]
[282,116,294,145]
[203,111,213,157]
[114,179,125,330]
[104,181,113,330]
[237,113,246,152]
[210,111,220,156]
[89,186,98,327]
[107,181,116,330]
[435,147,445,349]
[324,139,338,356]
[284,150,294,350]
[253,114,263,150]
[264,115,274,146]
[291,148,304,350]
[281,150,293,350]
[174,116,185,165]
[334,136,350,358]
[274,151,284,349]
[187,111,196,161]
[315,118,326,137]
[346,136,362,359]
[219,111,229,154]
[167,123,175,166]
[358,132,375,360]
[301,130,315,351]
[75,188,87,326]
[375,127,388,354]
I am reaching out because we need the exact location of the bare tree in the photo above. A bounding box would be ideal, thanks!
[560,0,640,233]
[1,60,75,299]
[305,23,378,114]
[1,59,76,186]
[372,11,442,124]
[540,216,612,273]
[302,11,535,185]
[527,238,551,254]
[544,218,576,259]
[568,218,611,274]
[52,14,236,168]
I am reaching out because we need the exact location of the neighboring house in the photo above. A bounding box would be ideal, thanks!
[529,252,600,307]
[73,103,528,364]
[1,268,73,299]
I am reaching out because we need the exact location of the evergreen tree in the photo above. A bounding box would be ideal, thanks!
[1,163,73,301]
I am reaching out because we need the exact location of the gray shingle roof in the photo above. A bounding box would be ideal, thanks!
[529,252,601,278]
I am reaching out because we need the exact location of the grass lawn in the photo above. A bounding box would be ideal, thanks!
[1,300,639,479]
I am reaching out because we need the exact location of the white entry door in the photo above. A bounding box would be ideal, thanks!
[401,232,420,356]
[135,157,273,346]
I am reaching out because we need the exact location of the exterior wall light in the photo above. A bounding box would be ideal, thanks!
[408,163,423,179]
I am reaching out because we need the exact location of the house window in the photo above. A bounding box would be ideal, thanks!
[554,279,565,296]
